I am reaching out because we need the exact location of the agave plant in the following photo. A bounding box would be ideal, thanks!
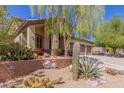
[79,59,102,79]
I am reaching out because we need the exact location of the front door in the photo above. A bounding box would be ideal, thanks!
[35,35,43,48]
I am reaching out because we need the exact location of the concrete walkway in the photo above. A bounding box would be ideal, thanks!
[88,55,124,70]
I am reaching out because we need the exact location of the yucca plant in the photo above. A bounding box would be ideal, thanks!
[79,60,102,79]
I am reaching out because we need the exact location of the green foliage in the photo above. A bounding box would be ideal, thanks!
[0,6,7,17]
[30,5,105,56]
[95,17,124,54]
[79,61,102,79]
[0,6,19,45]
[0,31,13,44]
[75,5,105,38]
[23,76,62,88]
[0,43,34,61]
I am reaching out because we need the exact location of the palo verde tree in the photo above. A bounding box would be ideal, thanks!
[30,5,105,81]
[30,5,105,57]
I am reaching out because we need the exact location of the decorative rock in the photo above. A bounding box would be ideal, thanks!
[119,71,124,75]
[43,60,51,69]
[44,53,50,58]
[105,68,120,75]
[96,76,106,85]
[51,63,57,69]
[43,60,57,69]
[87,76,106,87]
[9,65,16,70]
[69,65,72,72]
[87,79,98,87]
[0,83,5,88]
[105,67,124,75]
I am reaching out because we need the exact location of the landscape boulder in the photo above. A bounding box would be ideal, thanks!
[43,60,57,69]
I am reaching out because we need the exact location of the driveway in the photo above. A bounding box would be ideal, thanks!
[88,55,124,70]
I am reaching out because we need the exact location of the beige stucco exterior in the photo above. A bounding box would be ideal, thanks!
[27,25,35,49]
[14,19,94,55]
[15,24,50,50]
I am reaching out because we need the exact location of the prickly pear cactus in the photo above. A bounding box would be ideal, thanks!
[72,42,80,81]
[23,76,62,88]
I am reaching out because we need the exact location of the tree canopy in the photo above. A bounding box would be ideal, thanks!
[95,17,124,54]
[30,5,105,56]
[0,6,19,44]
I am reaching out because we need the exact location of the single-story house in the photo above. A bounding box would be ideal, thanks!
[14,19,94,55]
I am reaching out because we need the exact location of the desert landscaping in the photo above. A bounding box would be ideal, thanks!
[0,55,124,88]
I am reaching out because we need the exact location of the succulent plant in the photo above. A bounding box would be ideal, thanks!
[79,60,102,79]
[23,76,62,88]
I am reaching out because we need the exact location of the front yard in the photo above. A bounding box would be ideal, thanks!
[1,66,124,88]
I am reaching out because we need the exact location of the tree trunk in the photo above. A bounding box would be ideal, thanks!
[51,34,59,56]
[64,48,68,57]
[64,40,70,57]
[113,48,116,55]
[72,42,80,81]
[64,38,69,57]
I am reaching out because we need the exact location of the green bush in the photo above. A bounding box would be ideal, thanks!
[0,43,34,61]
[0,43,9,55]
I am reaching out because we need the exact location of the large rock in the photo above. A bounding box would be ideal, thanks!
[87,76,106,87]
[43,60,57,69]
[105,67,124,75]
[69,65,72,72]
[43,53,50,58]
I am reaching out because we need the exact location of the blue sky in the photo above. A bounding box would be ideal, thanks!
[7,5,124,21]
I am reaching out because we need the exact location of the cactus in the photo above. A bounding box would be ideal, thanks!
[23,76,62,88]
[72,42,80,81]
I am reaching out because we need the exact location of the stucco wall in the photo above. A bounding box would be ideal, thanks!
[14,29,27,47]
[27,25,35,49]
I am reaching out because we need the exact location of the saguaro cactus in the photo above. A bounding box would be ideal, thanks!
[72,42,80,81]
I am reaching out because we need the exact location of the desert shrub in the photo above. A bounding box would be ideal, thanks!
[0,43,9,55]
[79,57,102,79]
[23,76,62,88]
[0,43,34,61]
